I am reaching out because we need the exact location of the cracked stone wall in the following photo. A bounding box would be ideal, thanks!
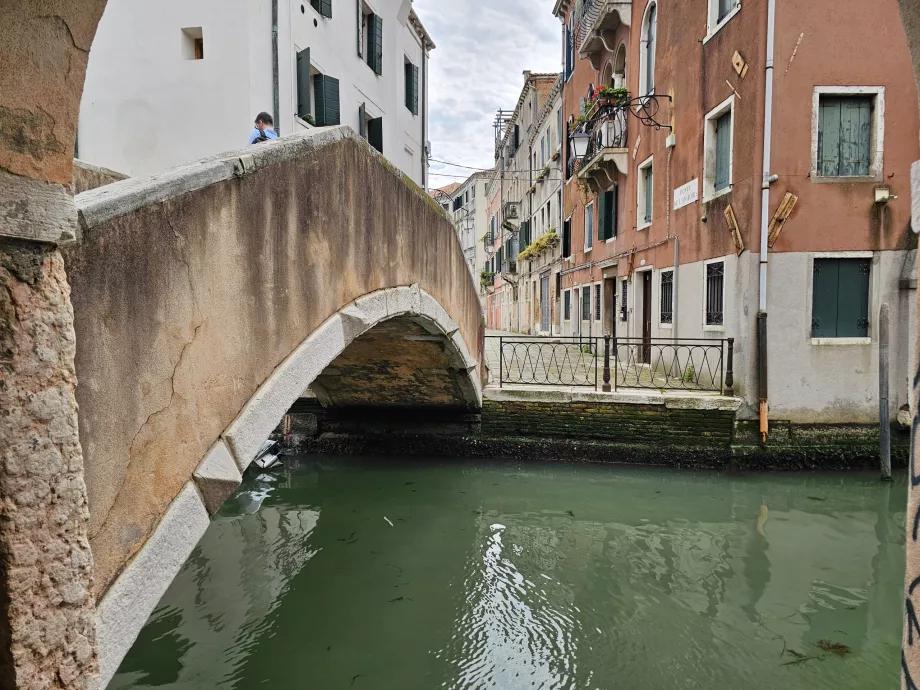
[0,240,97,689]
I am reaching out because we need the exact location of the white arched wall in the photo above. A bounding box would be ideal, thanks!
[93,284,480,688]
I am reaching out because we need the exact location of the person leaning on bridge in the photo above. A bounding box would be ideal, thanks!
[248,112,278,145]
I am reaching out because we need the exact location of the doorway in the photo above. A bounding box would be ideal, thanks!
[641,271,652,363]
[540,274,551,333]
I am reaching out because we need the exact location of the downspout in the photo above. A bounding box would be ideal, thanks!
[666,143,676,343]
[272,0,280,134]
[422,47,428,189]
[758,0,778,441]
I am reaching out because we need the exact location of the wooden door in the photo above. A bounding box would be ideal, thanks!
[641,272,652,363]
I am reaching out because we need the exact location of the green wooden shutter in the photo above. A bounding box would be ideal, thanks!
[357,1,363,57]
[818,98,841,176]
[811,259,840,337]
[404,63,418,114]
[715,112,731,191]
[358,102,366,138]
[368,117,383,153]
[599,190,615,240]
[562,218,571,257]
[412,64,419,115]
[369,14,383,75]
[597,192,608,241]
[296,48,311,119]
[836,259,870,337]
[610,187,618,238]
[839,98,871,177]
[313,74,340,126]
[320,0,332,18]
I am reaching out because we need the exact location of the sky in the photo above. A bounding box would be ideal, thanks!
[413,0,562,188]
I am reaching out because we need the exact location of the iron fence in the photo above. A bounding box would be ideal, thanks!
[486,335,735,395]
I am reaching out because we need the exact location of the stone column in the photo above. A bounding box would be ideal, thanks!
[0,240,98,689]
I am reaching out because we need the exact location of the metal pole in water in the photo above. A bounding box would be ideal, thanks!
[879,303,892,482]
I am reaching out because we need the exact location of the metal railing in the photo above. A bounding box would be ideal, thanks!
[584,106,628,162]
[486,335,735,395]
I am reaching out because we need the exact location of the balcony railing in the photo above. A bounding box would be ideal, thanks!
[575,103,629,194]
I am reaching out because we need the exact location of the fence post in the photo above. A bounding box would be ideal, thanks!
[725,338,735,397]
[499,336,503,389]
[603,334,612,392]
[879,303,892,482]
[612,334,618,391]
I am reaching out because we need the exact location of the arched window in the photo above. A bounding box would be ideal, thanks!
[602,62,614,89]
[613,43,627,88]
[640,2,657,96]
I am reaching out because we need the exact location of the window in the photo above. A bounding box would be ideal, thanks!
[640,3,657,96]
[812,258,871,338]
[564,290,572,320]
[582,285,592,320]
[637,157,653,228]
[405,60,419,115]
[585,202,595,251]
[364,12,383,75]
[814,88,884,179]
[595,283,602,320]
[313,74,340,126]
[707,0,739,37]
[620,279,628,321]
[181,28,203,60]
[660,270,673,324]
[311,0,332,18]
[562,217,572,257]
[564,18,575,81]
[705,261,725,326]
[598,188,617,241]
[703,96,734,200]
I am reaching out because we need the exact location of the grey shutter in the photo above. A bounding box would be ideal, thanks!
[296,48,311,119]
[811,259,839,337]
[644,167,653,222]
[818,98,841,176]
[715,112,731,191]
[412,64,419,115]
[404,62,418,114]
[320,0,332,18]
[839,98,872,177]
[369,14,383,75]
[368,117,383,153]
[313,74,340,126]
[357,1,363,57]
[358,102,366,138]
[837,259,870,337]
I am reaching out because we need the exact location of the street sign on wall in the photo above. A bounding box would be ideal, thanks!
[673,178,699,210]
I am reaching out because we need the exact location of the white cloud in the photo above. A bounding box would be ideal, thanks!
[414,0,561,187]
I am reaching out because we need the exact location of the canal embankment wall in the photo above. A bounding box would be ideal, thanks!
[287,387,911,470]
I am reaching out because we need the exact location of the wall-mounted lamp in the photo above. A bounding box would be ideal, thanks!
[571,131,591,160]
[875,187,897,204]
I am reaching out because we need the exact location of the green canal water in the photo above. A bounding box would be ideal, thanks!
[110,457,907,690]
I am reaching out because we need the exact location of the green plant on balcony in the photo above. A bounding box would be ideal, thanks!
[518,230,560,262]
[595,86,629,104]
[480,269,496,288]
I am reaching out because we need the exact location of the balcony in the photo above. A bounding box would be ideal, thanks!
[578,1,632,70]
[576,106,628,195]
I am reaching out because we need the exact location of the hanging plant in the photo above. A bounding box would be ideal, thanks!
[518,231,560,262]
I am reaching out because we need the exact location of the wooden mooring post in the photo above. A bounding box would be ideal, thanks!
[879,303,892,482]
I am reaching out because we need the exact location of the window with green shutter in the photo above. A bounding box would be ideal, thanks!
[564,290,571,320]
[312,74,340,126]
[811,258,870,337]
[598,189,616,241]
[405,61,419,114]
[714,111,731,191]
[310,0,331,18]
[368,117,383,153]
[582,286,591,320]
[296,48,311,120]
[562,218,571,258]
[817,96,872,177]
[642,164,653,223]
[585,202,594,250]
[366,14,383,75]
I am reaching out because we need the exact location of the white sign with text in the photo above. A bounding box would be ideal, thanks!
[673,179,699,210]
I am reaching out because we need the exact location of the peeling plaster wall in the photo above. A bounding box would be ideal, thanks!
[64,128,485,599]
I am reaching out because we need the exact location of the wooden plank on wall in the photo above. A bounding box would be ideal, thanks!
[767,192,798,247]
[724,204,745,256]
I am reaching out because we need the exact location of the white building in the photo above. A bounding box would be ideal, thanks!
[78,0,433,187]
[430,173,491,297]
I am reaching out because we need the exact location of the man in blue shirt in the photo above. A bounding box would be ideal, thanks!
[248,112,278,145]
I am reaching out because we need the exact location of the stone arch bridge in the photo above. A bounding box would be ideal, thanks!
[0,7,484,687]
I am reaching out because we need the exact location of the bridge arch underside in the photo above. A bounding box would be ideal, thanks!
[95,286,481,685]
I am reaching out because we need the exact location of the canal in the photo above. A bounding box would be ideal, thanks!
[110,457,906,689]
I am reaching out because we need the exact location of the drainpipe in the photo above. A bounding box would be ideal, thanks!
[272,0,280,134]
[422,47,428,189]
[757,0,777,441]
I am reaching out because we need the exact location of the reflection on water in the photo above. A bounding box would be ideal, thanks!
[111,458,906,690]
